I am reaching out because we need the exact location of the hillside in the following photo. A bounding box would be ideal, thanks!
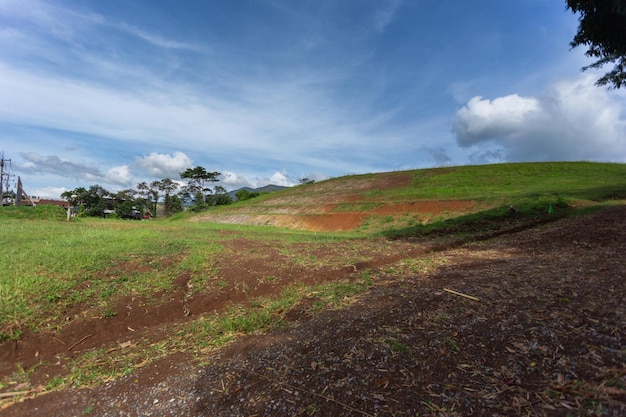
[191,162,626,232]
[1,162,625,416]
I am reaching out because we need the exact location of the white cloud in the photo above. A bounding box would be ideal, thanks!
[0,58,410,181]
[105,165,133,186]
[135,152,193,178]
[220,171,248,188]
[0,62,337,156]
[452,75,626,162]
[453,94,541,147]
[220,170,296,190]
[32,186,67,199]
[269,171,296,187]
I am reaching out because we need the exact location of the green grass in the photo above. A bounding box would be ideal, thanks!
[0,161,624,391]
[0,218,225,339]
[388,162,626,202]
[0,214,362,340]
[0,205,67,221]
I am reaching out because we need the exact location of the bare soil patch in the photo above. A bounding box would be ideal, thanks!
[191,198,477,232]
[1,205,625,416]
[190,170,480,232]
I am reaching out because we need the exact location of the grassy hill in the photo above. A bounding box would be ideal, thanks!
[189,161,626,232]
[1,161,625,415]
[0,205,67,221]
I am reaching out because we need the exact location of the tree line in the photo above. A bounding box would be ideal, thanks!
[60,166,253,218]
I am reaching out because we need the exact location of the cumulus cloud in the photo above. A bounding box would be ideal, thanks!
[268,171,295,187]
[135,152,193,178]
[104,165,133,186]
[452,75,626,162]
[453,95,541,147]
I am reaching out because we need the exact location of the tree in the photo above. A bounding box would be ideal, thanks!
[83,185,110,217]
[61,187,88,212]
[156,178,179,216]
[177,186,193,206]
[180,166,220,208]
[61,185,110,217]
[567,0,626,88]
[168,194,183,214]
[113,189,144,219]
[209,185,232,206]
[137,181,161,216]
[234,188,260,201]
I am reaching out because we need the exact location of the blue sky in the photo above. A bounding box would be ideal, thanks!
[1,0,625,199]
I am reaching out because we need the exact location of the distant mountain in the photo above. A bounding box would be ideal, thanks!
[228,184,289,200]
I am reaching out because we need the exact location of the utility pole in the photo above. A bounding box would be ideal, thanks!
[0,151,11,206]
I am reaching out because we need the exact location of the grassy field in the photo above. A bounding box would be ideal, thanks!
[0,161,624,391]
[0,212,344,340]
[2,162,625,337]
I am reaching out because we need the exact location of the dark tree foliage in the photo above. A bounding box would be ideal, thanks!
[63,185,145,218]
[137,181,160,217]
[180,166,221,209]
[61,187,88,208]
[167,194,183,215]
[156,178,179,216]
[114,199,138,219]
[113,189,141,219]
[567,0,626,88]
[83,185,110,217]
[234,188,260,201]
[209,185,232,206]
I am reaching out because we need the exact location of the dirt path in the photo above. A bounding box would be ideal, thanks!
[2,205,625,416]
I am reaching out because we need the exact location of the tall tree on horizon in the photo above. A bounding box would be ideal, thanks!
[137,181,160,216]
[180,166,221,207]
[156,178,179,216]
